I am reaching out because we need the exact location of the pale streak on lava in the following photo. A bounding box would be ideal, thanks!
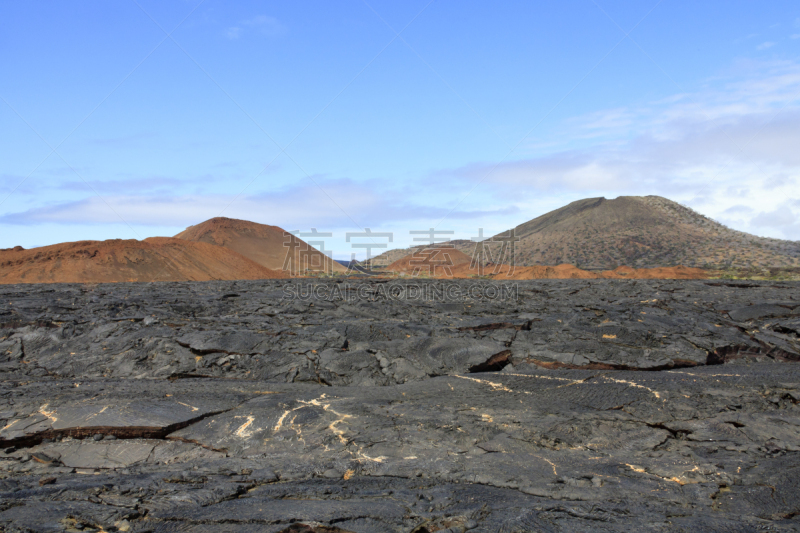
[297,395,386,463]
[273,410,290,432]
[502,372,587,384]
[602,376,663,400]
[1,419,21,431]
[533,454,558,476]
[274,405,303,432]
[38,403,58,422]
[233,415,256,438]
[84,405,110,422]
[668,371,743,378]
[269,404,309,448]
[451,373,586,394]
[357,451,387,463]
[450,375,515,392]
[299,394,352,444]
[625,464,702,485]
[177,401,200,412]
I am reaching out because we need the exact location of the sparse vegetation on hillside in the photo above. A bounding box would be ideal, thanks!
[366,196,800,271]
[711,267,800,281]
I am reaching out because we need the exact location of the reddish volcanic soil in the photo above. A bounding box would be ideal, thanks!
[0,237,288,284]
[175,217,346,274]
[453,263,600,279]
[386,246,473,276]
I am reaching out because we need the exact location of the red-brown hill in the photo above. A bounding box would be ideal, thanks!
[0,237,287,284]
[451,263,599,279]
[386,246,473,276]
[174,217,346,275]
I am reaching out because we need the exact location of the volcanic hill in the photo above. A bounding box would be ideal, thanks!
[386,246,473,276]
[485,196,800,270]
[371,196,800,271]
[175,217,346,275]
[0,238,288,284]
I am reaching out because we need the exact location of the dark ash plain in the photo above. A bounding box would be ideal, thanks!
[1,279,799,532]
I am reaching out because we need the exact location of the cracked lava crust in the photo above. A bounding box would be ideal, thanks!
[1,279,799,532]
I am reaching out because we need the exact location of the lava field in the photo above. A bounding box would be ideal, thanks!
[1,279,799,532]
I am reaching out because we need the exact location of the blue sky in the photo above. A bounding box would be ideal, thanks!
[2,0,800,258]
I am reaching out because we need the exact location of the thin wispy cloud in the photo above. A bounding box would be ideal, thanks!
[6,59,800,242]
[4,2,799,254]
[436,60,800,239]
[226,15,286,40]
[55,177,188,194]
[0,177,517,231]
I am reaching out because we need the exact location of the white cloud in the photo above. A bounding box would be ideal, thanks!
[0,177,525,256]
[0,178,518,230]
[757,42,776,50]
[571,108,635,135]
[227,15,286,39]
[436,60,800,240]
[723,205,754,215]
[6,59,800,246]
[751,205,797,228]
[244,15,285,35]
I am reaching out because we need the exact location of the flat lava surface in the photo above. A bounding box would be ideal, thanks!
[1,279,799,532]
